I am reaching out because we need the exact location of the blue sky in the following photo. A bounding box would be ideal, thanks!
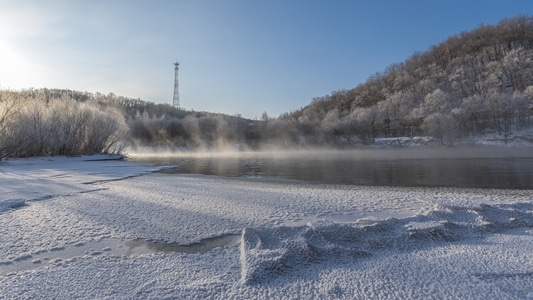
[0,1,531,119]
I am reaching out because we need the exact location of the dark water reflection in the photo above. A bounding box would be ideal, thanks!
[131,148,533,189]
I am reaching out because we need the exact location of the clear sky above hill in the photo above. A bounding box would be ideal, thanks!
[1,0,532,119]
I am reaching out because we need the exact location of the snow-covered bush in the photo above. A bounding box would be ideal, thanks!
[0,91,26,159]
[0,91,127,158]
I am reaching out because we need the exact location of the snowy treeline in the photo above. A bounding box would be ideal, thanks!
[0,89,127,159]
[281,15,533,145]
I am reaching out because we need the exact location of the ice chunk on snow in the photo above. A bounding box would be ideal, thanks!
[354,216,391,225]
[0,199,26,212]
[306,219,334,230]
[240,227,315,285]
[404,221,451,240]
[240,227,281,285]
[405,221,447,232]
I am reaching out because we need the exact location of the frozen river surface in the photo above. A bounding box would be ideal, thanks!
[0,153,532,299]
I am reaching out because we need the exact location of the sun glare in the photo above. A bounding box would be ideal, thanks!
[0,40,29,89]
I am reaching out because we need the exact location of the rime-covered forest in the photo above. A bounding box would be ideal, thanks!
[282,15,533,145]
[1,15,533,157]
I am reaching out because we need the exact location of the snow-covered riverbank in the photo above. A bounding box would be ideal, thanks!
[1,156,532,299]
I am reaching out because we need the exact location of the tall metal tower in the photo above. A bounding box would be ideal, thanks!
[173,61,180,109]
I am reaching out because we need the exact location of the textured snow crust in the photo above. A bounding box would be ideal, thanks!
[1,156,532,299]
[240,203,533,285]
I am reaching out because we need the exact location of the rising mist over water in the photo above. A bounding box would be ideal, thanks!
[126,145,533,160]
[126,146,533,189]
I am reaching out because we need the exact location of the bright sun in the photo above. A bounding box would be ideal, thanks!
[0,39,38,90]
[0,42,19,83]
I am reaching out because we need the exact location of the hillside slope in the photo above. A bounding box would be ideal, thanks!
[283,15,533,145]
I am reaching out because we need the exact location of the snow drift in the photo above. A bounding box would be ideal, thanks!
[240,202,533,285]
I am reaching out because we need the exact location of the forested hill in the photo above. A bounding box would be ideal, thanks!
[282,15,533,144]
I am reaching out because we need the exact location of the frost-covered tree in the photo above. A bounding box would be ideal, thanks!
[525,86,533,100]
[422,89,457,116]
[455,95,489,135]
[503,48,533,92]
[0,91,28,159]
[0,91,127,158]
[422,113,458,145]
[349,106,383,143]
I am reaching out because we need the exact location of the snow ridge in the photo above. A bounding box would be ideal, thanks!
[240,202,533,284]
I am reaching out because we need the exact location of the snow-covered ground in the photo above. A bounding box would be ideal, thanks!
[1,155,532,299]
[374,128,533,148]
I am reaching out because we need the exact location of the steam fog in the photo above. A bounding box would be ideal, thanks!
[126,145,533,160]
[125,147,533,189]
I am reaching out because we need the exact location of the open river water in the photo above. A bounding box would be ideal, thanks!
[131,147,533,189]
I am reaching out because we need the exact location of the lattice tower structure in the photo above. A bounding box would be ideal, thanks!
[173,62,180,109]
